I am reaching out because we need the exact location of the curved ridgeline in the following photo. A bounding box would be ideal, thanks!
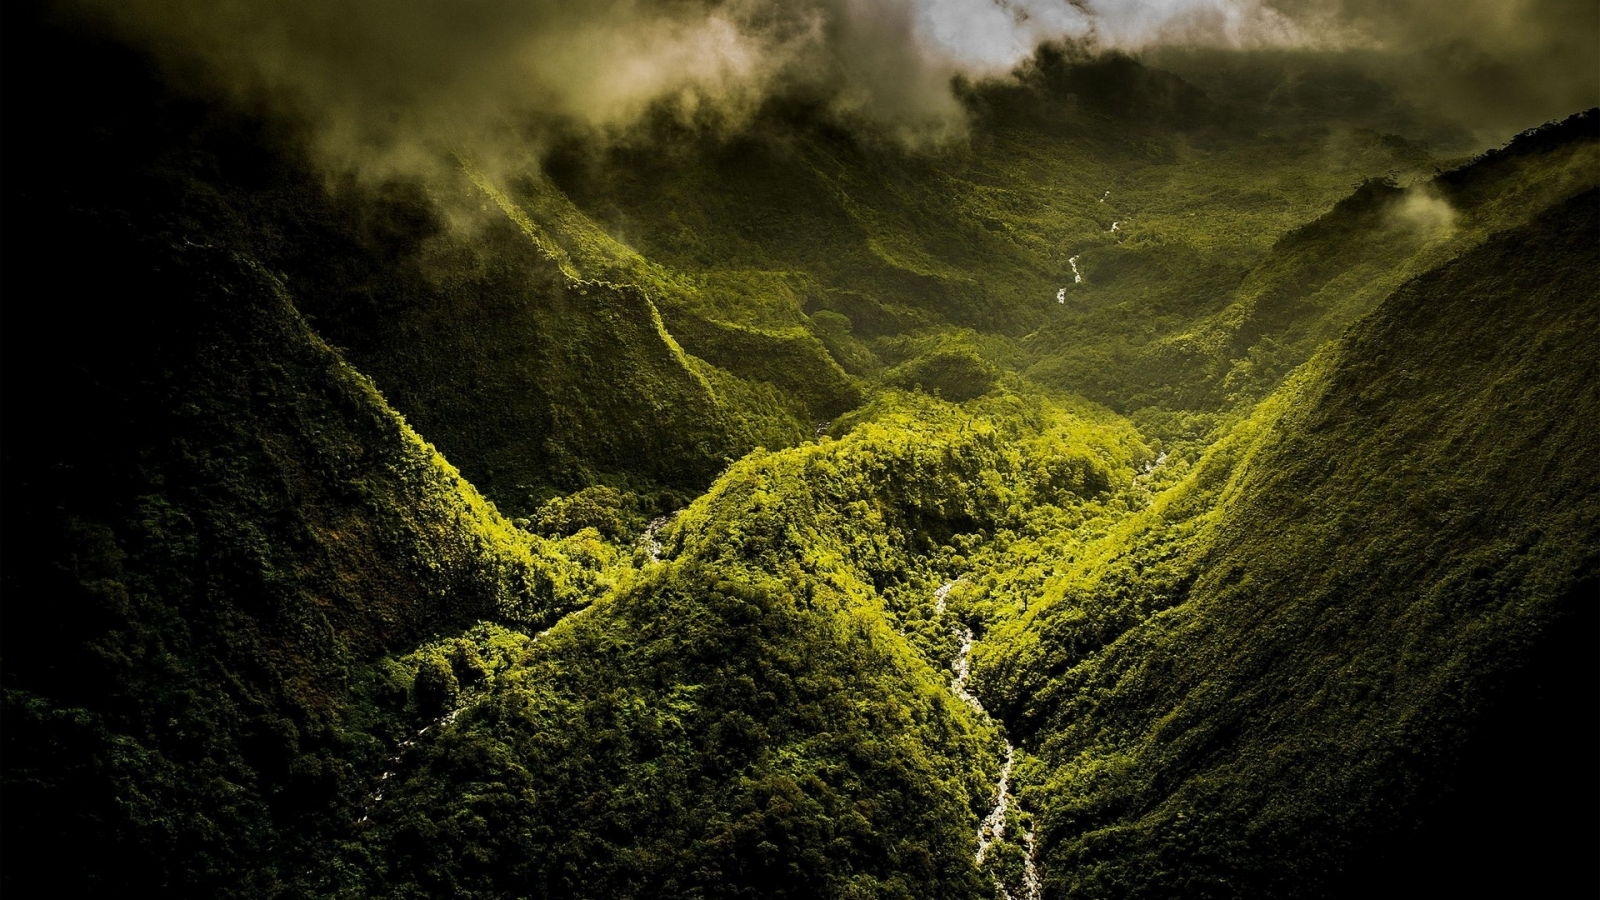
[5,6,1598,896]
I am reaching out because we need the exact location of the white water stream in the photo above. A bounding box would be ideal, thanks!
[360,587,612,823]
[936,580,1042,900]
[1058,255,1084,303]
[359,706,465,822]
[359,562,1047,900]
[1142,451,1168,476]
[641,512,681,563]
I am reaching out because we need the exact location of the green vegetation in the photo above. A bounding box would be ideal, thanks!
[976,190,1600,897]
[1,184,609,894]
[4,8,1596,898]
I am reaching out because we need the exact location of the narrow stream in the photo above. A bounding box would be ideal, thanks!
[937,580,1042,900]
[641,511,680,563]
[359,706,464,822]
[360,595,607,823]
[1142,450,1168,476]
[1134,451,1170,496]
[1059,256,1083,302]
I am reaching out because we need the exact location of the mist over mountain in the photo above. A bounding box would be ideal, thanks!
[56,0,1598,177]
[3,1,1596,897]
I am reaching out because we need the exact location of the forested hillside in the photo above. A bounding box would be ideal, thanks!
[978,190,1600,897]
[3,2,1595,897]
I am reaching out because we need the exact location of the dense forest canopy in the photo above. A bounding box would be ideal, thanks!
[3,0,1596,896]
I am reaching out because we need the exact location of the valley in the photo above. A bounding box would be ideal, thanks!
[3,3,1597,897]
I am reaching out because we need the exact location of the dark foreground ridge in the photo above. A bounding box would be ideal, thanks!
[3,6,1596,898]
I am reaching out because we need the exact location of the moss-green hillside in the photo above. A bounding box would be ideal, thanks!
[4,7,1596,898]
[1022,109,1599,415]
[976,189,1600,897]
[1,158,606,894]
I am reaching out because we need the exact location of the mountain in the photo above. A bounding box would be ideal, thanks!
[3,5,1595,897]
[978,188,1600,897]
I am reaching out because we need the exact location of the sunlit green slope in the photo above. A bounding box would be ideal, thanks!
[1066,108,1600,413]
[542,46,1447,366]
[320,395,1142,898]
[5,7,1596,899]
[974,188,1600,897]
[273,165,863,513]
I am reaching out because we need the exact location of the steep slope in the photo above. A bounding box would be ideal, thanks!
[7,7,1596,898]
[978,189,1600,897]
[543,47,1441,377]
[1024,109,1600,414]
[0,17,619,892]
[1,174,607,896]
[275,166,856,511]
[308,392,1144,899]
[5,6,863,518]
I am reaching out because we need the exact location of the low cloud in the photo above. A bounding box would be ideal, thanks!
[59,0,1597,181]
[62,0,1310,176]
[1390,186,1457,238]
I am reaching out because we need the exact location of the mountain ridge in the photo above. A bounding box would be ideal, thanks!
[3,7,1596,896]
